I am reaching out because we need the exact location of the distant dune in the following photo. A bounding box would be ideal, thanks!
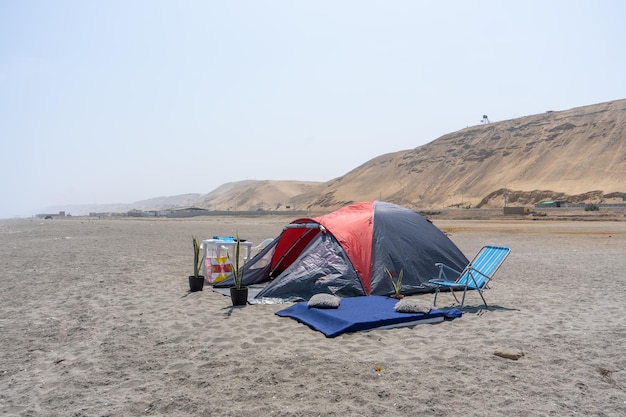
[46,99,626,216]
[194,180,321,211]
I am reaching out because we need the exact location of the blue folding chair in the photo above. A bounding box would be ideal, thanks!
[428,245,511,308]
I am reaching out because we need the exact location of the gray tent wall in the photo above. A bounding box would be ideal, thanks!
[233,239,277,286]
[368,201,469,295]
[253,231,365,302]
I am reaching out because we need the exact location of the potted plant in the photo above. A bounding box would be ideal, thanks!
[228,233,248,306]
[384,267,404,299]
[189,236,205,292]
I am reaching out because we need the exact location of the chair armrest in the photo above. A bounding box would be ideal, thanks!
[433,262,463,280]
[437,263,462,273]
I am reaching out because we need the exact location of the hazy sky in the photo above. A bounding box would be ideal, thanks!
[1,0,625,218]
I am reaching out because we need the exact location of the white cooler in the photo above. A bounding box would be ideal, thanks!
[201,237,252,284]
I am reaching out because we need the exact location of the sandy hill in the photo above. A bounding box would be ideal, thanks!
[46,99,626,216]
[294,99,626,211]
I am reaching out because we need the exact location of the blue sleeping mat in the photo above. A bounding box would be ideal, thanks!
[276,295,462,337]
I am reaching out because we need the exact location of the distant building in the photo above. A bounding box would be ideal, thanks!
[165,207,210,218]
[536,201,562,208]
[503,207,527,215]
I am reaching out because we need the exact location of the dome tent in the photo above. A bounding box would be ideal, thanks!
[214,201,468,303]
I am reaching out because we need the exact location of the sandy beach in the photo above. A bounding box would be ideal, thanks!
[1,215,625,416]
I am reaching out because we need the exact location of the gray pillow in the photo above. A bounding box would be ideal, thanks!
[394,298,432,314]
[308,293,341,309]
